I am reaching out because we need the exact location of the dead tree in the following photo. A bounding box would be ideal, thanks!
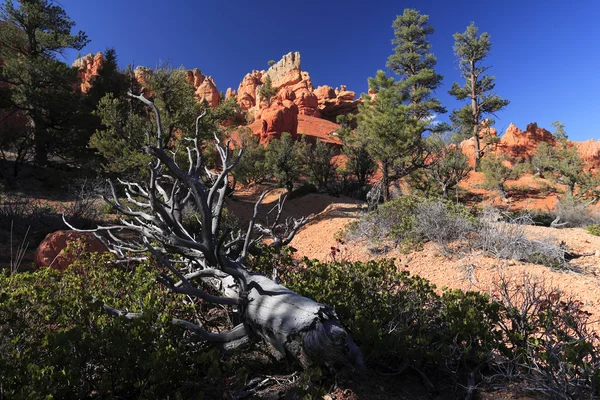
[65,92,364,373]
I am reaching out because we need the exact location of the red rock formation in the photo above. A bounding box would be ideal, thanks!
[73,52,105,93]
[34,231,108,271]
[498,122,555,160]
[255,99,299,144]
[184,68,220,108]
[237,70,263,111]
[225,87,236,100]
[573,139,600,169]
[459,125,499,167]
[196,75,219,108]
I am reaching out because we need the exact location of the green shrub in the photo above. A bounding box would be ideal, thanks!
[280,258,501,376]
[0,252,226,399]
[346,195,420,249]
[587,224,600,236]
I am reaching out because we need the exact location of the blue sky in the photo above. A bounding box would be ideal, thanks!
[58,0,599,141]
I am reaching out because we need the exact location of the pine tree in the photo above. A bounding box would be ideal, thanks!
[387,8,446,122]
[0,0,89,166]
[357,9,445,201]
[357,71,425,201]
[449,22,509,170]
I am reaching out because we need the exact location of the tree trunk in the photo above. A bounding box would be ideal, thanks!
[568,181,575,197]
[31,118,48,166]
[382,161,390,202]
[473,125,480,171]
[498,184,507,201]
[442,184,449,199]
[216,270,365,371]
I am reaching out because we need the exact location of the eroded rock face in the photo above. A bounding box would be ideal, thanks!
[257,99,299,144]
[34,231,108,271]
[184,68,220,108]
[499,122,555,159]
[73,52,105,93]
[574,139,600,168]
[315,84,359,122]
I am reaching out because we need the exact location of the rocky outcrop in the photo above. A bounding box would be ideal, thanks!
[498,122,555,159]
[73,52,105,93]
[255,98,299,144]
[236,70,263,111]
[573,139,600,169]
[232,52,358,135]
[225,87,236,100]
[184,68,219,108]
[315,84,359,122]
[267,51,302,89]
[34,231,108,271]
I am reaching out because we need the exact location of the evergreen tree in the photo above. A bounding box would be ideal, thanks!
[532,121,594,197]
[357,71,425,201]
[427,134,471,198]
[480,153,523,200]
[357,9,445,201]
[90,65,236,179]
[337,114,376,186]
[387,8,446,122]
[306,139,337,191]
[258,75,277,106]
[449,22,509,170]
[264,132,308,193]
[0,0,89,166]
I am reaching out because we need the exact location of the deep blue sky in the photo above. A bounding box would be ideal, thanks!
[58,0,599,141]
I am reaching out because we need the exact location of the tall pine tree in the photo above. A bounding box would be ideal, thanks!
[357,9,444,201]
[0,0,89,166]
[449,22,509,170]
[387,8,446,122]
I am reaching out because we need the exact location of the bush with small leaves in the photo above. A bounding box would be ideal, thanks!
[587,224,600,236]
[0,251,227,399]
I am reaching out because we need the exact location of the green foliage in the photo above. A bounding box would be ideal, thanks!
[532,122,597,197]
[346,195,420,251]
[424,133,471,198]
[280,258,502,378]
[387,9,446,121]
[0,252,225,398]
[232,129,267,186]
[480,153,523,198]
[306,139,337,190]
[90,64,237,179]
[357,71,426,200]
[336,114,376,186]
[0,0,91,166]
[258,75,277,105]
[267,59,276,67]
[264,255,599,396]
[449,22,509,169]
[587,224,600,236]
[264,132,308,192]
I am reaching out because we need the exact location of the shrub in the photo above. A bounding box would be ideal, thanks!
[232,130,267,186]
[587,224,600,236]
[265,132,308,192]
[280,258,501,375]
[413,199,477,250]
[345,195,419,249]
[276,257,599,397]
[306,139,337,191]
[553,195,599,228]
[474,212,567,269]
[0,252,226,399]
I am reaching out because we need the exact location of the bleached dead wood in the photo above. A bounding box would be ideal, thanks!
[65,92,364,372]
